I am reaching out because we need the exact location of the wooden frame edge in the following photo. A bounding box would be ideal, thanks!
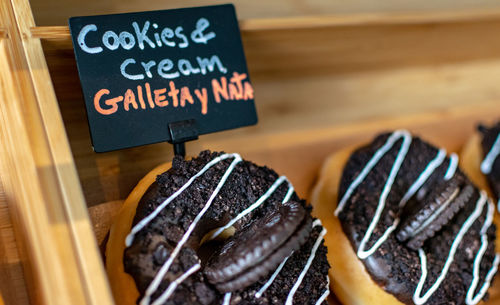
[0,0,115,304]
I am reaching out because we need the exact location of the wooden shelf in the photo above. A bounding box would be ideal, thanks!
[28,8,500,40]
[30,26,68,39]
[26,0,500,26]
[3,2,500,305]
[0,182,29,305]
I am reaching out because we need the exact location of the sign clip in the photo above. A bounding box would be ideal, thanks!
[168,119,199,157]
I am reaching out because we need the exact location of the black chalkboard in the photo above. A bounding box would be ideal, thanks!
[69,4,257,152]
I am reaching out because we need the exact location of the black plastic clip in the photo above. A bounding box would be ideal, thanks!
[168,119,199,157]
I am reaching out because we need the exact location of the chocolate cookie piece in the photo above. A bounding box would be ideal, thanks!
[479,123,500,201]
[205,201,312,292]
[397,175,474,250]
[337,131,498,305]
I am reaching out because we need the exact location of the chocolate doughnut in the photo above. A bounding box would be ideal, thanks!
[312,130,499,305]
[106,151,330,305]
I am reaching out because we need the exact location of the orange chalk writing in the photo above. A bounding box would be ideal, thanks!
[124,89,138,111]
[168,81,179,107]
[91,71,252,117]
[180,86,194,107]
[145,82,155,108]
[154,88,168,107]
[211,73,252,103]
[94,88,123,115]
[212,76,228,103]
[137,85,146,109]
[228,83,242,100]
[194,88,208,115]
[243,82,254,100]
[230,72,246,96]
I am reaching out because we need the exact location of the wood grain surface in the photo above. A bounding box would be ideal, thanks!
[27,9,500,39]
[0,0,113,304]
[39,16,500,207]
[2,2,500,305]
[0,182,29,305]
[27,0,500,26]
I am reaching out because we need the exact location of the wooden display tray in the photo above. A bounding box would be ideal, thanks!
[2,0,500,304]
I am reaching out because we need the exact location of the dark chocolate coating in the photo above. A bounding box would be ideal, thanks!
[123,151,330,305]
[338,133,497,305]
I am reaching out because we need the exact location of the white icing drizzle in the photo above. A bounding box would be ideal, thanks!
[468,255,500,305]
[285,220,326,305]
[209,176,293,240]
[413,192,488,305]
[335,130,412,216]
[482,198,495,236]
[150,264,201,305]
[356,132,412,259]
[283,181,295,202]
[314,276,330,305]
[255,252,292,298]
[444,153,458,181]
[398,148,447,209]
[335,131,448,259]
[140,154,242,305]
[126,153,242,247]
[465,199,500,305]
[255,220,326,299]
[481,133,500,174]
[222,292,231,305]
[312,219,322,227]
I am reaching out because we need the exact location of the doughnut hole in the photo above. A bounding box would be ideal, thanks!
[197,226,236,267]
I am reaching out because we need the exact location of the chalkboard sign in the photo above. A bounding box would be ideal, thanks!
[69,4,257,152]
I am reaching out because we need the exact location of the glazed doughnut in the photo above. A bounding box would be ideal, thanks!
[106,151,330,305]
[311,130,499,305]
